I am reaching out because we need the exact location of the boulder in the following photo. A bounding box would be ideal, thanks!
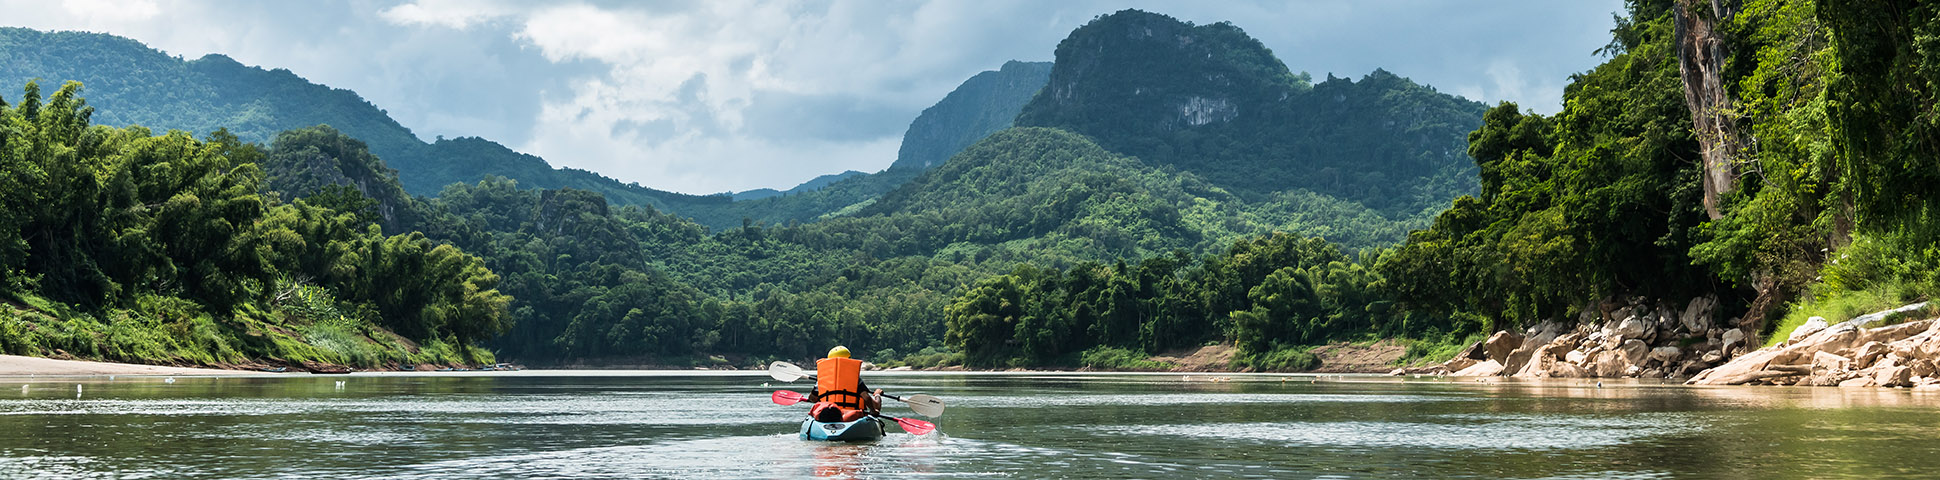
[1621,339,1650,367]
[1593,350,1627,377]
[1624,365,1643,377]
[1851,342,1889,369]
[1844,302,1931,329]
[1701,351,1725,364]
[1857,319,1934,346]
[1839,376,1878,387]
[1483,331,1525,363]
[1650,346,1683,364]
[1566,349,1590,365]
[1908,359,1937,379]
[1812,351,1852,373]
[1442,357,1479,373]
[1875,366,1914,387]
[1547,362,1587,378]
[1788,317,1829,344]
[1681,295,1716,333]
[1615,316,1650,341]
[1721,328,1747,354]
[1452,360,1505,377]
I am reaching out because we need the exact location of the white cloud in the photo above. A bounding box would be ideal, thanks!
[378,0,516,29]
[60,0,161,24]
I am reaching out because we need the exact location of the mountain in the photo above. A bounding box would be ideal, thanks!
[0,28,728,215]
[731,170,866,201]
[889,60,1053,171]
[667,60,1055,230]
[1015,10,1487,215]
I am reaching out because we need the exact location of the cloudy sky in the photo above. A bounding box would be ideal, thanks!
[5,0,1624,195]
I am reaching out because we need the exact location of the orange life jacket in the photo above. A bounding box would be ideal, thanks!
[815,357,866,409]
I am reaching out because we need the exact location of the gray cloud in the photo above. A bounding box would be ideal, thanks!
[2,0,1621,194]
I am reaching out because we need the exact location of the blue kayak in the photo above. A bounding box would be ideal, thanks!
[799,416,886,441]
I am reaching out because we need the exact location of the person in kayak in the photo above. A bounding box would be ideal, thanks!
[807,345,881,422]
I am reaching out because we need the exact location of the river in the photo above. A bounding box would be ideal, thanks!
[2,371,1938,478]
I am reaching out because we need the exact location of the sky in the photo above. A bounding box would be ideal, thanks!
[3,0,1625,195]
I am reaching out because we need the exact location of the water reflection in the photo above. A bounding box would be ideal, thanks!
[3,373,1940,478]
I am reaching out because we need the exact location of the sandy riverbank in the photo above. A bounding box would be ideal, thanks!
[0,355,242,377]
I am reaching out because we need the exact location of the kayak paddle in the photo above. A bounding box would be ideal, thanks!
[767,361,947,417]
[772,390,809,405]
[872,413,937,435]
[771,390,939,435]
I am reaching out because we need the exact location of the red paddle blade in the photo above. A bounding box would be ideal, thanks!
[771,390,805,405]
[892,417,936,435]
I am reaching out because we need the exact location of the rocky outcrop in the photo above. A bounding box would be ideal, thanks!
[1688,302,1939,387]
[1398,296,1746,379]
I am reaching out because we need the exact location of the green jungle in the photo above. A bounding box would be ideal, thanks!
[3,0,1937,372]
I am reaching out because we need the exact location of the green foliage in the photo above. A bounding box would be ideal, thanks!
[1229,346,1320,372]
[1077,345,1176,371]
[1378,1,1712,331]
[0,81,505,368]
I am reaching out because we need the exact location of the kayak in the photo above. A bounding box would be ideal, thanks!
[799,416,886,441]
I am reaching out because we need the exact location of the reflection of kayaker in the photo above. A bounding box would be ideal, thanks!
[767,350,946,441]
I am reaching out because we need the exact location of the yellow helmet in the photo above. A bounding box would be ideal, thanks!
[828,345,851,358]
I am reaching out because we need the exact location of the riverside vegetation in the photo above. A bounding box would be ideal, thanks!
[5,1,1939,377]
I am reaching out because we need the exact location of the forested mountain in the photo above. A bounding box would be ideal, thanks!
[890,61,1053,172]
[0,28,730,217]
[1016,10,1486,216]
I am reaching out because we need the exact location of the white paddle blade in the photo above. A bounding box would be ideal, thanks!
[767,361,809,382]
[902,394,946,417]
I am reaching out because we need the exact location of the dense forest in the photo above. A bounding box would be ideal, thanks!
[5,1,1931,373]
[0,82,505,368]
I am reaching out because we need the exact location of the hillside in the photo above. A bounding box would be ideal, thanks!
[890,60,1053,172]
[1016,10,1486,216]
[0,28,730,216]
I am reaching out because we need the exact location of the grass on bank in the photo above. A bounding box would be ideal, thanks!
[1,288,486,369]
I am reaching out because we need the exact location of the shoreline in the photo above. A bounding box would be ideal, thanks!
[0,355,245,377]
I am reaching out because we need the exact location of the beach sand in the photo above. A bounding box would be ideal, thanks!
[0,355,240,377]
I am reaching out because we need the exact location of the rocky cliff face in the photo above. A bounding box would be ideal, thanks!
[889,60,1052,172]
[1688,302,1940,388]
[1410,299,1940,389]
[1398,296,1754,379]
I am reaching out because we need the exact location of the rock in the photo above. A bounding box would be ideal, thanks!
[1650,346,1683,364]
[1681,296,1716,333]
[1844,301,1931,329]
[1701,351,1725,364]
[1839,376,1878,387]
[1859,319,1934,346]
[1593,350,1627,377]
[1615,316,1649,341]
[1721,328,1747,353]
[1624,365,1642,377]
[1566,349,1590,365]
[1483,331,1525,363]
[1875,366,1914,387]
[1452,360,1505,377]
[1642,368,1665,378]
[1851,342,1889,369]
[1621,339,1650,366]
[1548,362,1587,378]
[1908,359,1937,379]
[1443,357,1479,373]
[1789,317,1829,343]
[1812,351,1852,373]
